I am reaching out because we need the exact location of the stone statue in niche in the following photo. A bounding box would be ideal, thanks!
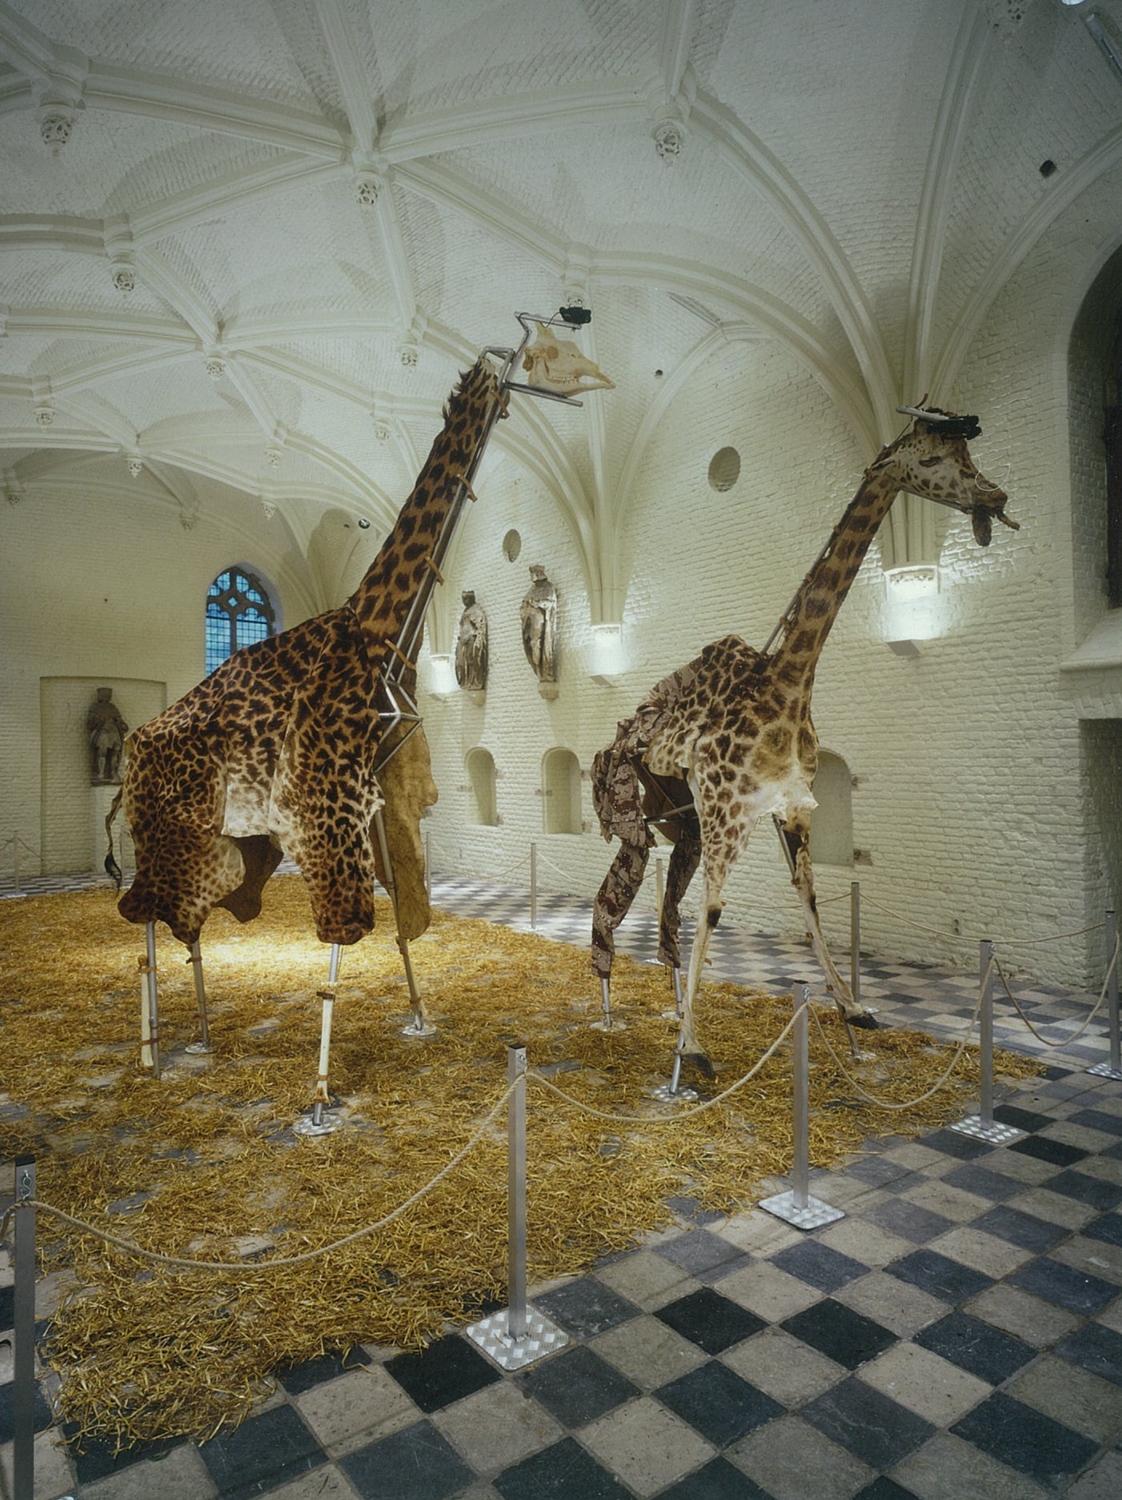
[520,563,558,695]
[87,687,128,783]
[454,589,488,692]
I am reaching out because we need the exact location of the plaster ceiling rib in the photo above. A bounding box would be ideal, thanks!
[82,64,342,157]
[932,118,1122,400]
[691,93,896,443]
[47,344,201,396]
[660,0,699,102]
[378,76,642,163]
[0,0,57,80]
[396,159,564,272]
[595,253,878,454]
[904,2,992,406]
[0,421,117,454]
[367,183,418,332]
[224,312,398,345]
[313,0,378,159]
[283,433,397,525]
[1,307,196,345]
[0,215,105,254]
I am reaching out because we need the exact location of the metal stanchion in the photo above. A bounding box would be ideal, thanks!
[425,829,432,901]
[850,880,861,1008]
[465,1047,568,1371]
[590,974,625,1033]
[185,940,212,1054]
[12,831,22,894]
[655,853,665,923]
[529,841,537,929]
[953,939,1024,1144]
[1089,908,1122,1080]
[759,985,844,1229]
[295,945,343,1135]
[139,922,160,1077]
[13,1158,36,1500]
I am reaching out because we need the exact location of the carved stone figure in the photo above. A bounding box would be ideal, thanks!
[87,687,128,783]
[520,564,558,684]
[454,589,488,691]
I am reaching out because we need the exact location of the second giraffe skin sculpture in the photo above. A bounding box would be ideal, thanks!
[591,405,1018,1079]
[109,313,611,1120]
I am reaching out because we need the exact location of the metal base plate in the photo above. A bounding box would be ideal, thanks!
[661,1008,684,1022]
[649,1083,699,1103]
[951,1115,1026,1144]
[1087,1061,1122,1080]
[185,1041,212,1055]
[464,1306,569,1371]
[759,1190,844,1230]
[293,1110,343,1136]
[589,1019,625,1033]
[401,1020,438,1038]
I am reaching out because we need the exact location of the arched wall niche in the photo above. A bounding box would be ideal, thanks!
[465,746,498,827]
[541,747,582,835]
[809,749,853,868]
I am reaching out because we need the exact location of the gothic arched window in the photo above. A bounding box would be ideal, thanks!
[205,567,275,674]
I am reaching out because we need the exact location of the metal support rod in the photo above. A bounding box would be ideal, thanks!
[979,939,995,1126]
[529,841,537,929]
[599,975,613,1029]
[13,830,21,893]
[1107,909,1120,1075]
[425,829,432,902]
[140,922,160,1078]
[792,985,811,1209]
[506,1044,528,1343]
[13,1157,36,1500]
[188,941,210,1050]
[671,966,684,1020]
[311,943,341,1127]
[850,880,861,1008]
[655,854,665,924]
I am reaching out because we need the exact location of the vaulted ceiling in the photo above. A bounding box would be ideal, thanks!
[3,0,1122,618]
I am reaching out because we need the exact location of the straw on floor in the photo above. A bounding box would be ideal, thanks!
[0,876,1039,1448]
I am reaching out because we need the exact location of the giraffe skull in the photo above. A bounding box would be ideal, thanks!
[521,323,615,394]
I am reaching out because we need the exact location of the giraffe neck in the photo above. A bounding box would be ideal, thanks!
[348,356,504,655]
[767,464,900,691]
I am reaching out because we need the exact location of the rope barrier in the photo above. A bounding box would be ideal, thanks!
[861,894,1104,948]
[528,1012,799,1125]
[993,934,1118,1047]
[534,849,573,882]
[809,977,986,1112]
[1,1080,518,1275]
[489,850,531,882]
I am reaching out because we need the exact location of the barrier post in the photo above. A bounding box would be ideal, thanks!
[506,1045,528,1341]
[465,1048,569,1371]
[425,830,432,901]
[952,940,1024,1144]
[850,881,861,1007]
[529,842,537,929]
[1089,908,1122,1080]
[13,1157,37,1500]
[13,831,21,894]
[655,854,665,924]
[759,985,843,1230]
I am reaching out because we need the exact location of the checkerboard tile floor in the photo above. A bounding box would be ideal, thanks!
[2,874,1120,1498]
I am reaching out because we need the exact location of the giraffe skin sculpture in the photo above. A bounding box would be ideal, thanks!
[591,405,1018,1079]
[108,316,612,1110]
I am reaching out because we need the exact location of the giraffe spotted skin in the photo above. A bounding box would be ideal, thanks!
[117,358,506,950]
[592,409,1017,1075]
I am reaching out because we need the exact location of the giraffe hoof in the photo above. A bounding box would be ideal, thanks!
[679,1050,717,1080]
[847,1011,879,1031]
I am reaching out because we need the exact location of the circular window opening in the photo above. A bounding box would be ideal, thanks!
[503,529,522,562]
[708,447,741,493]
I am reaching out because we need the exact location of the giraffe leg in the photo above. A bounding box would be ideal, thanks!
[677,863,724,1079]
[657,828,701,970]
[774,814,877,1030]
[591,838,650,981]
[373,807,434,1037]
[185,940,211,1053]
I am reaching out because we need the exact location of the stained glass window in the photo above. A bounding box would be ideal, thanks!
[206,568,275,674]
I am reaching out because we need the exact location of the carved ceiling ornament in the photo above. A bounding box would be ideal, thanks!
[34,402,54,427]
[111,264,136,294]
[204,355,226,380]
[127,457,143,478]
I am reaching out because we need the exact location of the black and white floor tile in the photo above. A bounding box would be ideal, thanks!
[2,872,1120,1498]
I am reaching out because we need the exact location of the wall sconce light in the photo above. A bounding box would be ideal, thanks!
[590,622,625,684]
[884,565,944,656]
[428,653,457,698]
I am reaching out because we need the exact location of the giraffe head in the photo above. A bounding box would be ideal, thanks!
[521,323,615,394]
[872,404,1018,546]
